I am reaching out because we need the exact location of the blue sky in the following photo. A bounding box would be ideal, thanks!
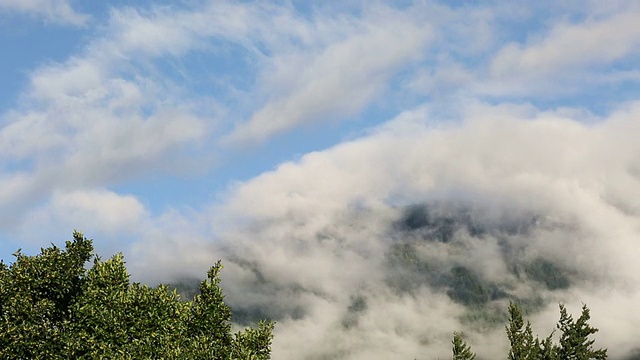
[3,1,640,358]
[0,0,639,261]
[1,0,639,262]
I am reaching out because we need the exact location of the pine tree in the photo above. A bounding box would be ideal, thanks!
[556,304,607,360]
[538,333,558,360]
[506,302,538,360]
[449,302,607,360]
[452,332,476,360]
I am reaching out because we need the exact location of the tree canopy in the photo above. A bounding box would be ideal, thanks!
[448,301,607,360]
[452,332,476,360]
[506,301,540,360]
[0,231,274,359]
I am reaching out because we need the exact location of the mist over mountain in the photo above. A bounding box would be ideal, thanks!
[158,112,640,359]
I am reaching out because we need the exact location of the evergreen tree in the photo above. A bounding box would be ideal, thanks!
[452,332,476,360]
[556,304,607,360]
[504,302,606,360]
[506,301,539,360]
[538,333,558,360]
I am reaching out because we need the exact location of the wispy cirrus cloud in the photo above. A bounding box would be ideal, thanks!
[225,5,433,144]
[483,7,640,97]
[0,5,215,233]
[0,0,89,26]
[0,1,436,232]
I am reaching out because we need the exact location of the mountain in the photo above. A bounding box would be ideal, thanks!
[168,200,626,359]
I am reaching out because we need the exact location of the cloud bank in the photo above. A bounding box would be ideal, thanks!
[195,104,640,359]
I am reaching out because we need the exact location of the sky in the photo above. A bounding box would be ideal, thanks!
[2,1,640,359]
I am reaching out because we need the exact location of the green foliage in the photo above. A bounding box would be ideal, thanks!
[232,321,276,359]
[446,302,607,360]
[0,231,274,359]
[524,259,570,290]
[538,333,558,360]
[452,332,476,360]
[506,301,539,360]
[447,266,489,306]
[505,302,606,360]
[555,304,607,360]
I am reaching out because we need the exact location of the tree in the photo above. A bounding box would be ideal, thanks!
[506,301,539,360]
[452,332,476,360]
[504,302,606,360]
[0,231,274,359]
[556,304,607,360]
[538,333,559,360]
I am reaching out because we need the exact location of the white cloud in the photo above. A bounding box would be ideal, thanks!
[126,208,216,284]
[0,0,89,26]
[0,5,214,228]
[103,6,212,58]
[99,2,274,60]
[0,71,208,226]
[224,5,433,144]
[0,1,436,231]
[492,12,640,74]
[205,103,640,359]
[486,9,640,96]
[47,189,146,233]
[13,189,147,251]
[29,58,104,102]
